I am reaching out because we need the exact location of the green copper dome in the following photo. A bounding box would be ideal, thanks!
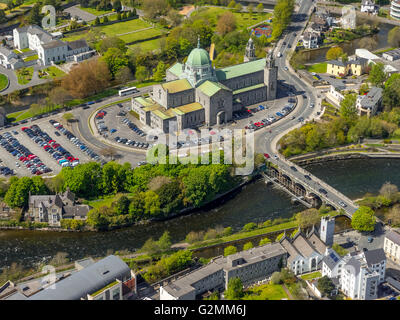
[186,40,211,67]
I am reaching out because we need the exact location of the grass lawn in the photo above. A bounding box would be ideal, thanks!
[16,67,34,85]
[79,5,113,16]
[243,284,288,300]
[23,54,38,62]
[307,62,327,73]
[118,28,163,44]
[0,73,8,91]
[6,110,25,122]
[41,66,66,79]
[191,7,272,30]
[128,37,164,52]
[300,271,322,281]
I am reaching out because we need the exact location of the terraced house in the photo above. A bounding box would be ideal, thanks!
[132,38,278,133]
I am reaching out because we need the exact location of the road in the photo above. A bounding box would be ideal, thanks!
[254,0,358,216]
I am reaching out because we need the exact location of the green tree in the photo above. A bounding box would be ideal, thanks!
[28,4,42,25]
[94,16,100,25]
[86,208,109,229]
[368,62,387,87]
[135,65,149,82]
[114,195,130,215]
[317,276,335,297]
[259,237,272,246]
[4,177,49,208]
[270,271,282,284]
[295,208,320,228]
[340,93,358,121]
[388,26,400,47]
[153,61,167,82]
[351,206,376,232]
[326,47,344,60]
[157,231,172,251]
[243,242,253,250]
[114,0,122,11]
[242,222,257,232]
[224,277,243,300]
[235,3,242,12]
[102,47,129,76]
[228,0,236,8]
[223,226,233,236]
[256,3,264,13]
[224,245,237,256]
[247,4,254,15]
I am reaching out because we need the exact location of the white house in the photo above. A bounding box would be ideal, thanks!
[326,84,346,107]
[13,24,93,66]
[280,227,327,275]
[322,248,386,300]
[0,46,23,69]
[384,230,400,264]
[361,0,379,15]
[302,32,319,49]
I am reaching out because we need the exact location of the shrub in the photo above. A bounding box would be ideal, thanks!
[224,245,237,256]
[259,237,272,246]
[242,222,257,232]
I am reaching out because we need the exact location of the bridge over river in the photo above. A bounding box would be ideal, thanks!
[262,157,359,218]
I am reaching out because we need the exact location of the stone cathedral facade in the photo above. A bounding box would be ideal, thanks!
[132,38,278,133]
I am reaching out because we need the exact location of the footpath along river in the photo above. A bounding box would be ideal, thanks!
[1,158,400,268]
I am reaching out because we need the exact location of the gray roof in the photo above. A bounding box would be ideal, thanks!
[41,39,67,50]
[67,39,88,50]
[62,205,90,218]
[386,230,400,245]
[345,257,361,276]
[322,250,341,270]
[0,46,14,57]
[358,86,383,109]
[364,248,386,267]
[386,276,400,291]
[27,255,131,300]
[327,60,347,67]
[29,194,63,209]
[27,25,53,43]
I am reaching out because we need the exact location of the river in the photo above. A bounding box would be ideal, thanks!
[1,158,400,269]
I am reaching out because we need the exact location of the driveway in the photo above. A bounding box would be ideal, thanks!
[64,5,96,22]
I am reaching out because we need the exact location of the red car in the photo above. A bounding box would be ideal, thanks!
[264,153,270,159]
[21,127,29,131]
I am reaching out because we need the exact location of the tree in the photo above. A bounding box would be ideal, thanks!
[224,245,237,256]
[4,177,49,208]
[49,87,72,107]
[97,36,127,54]
[224,277,243,300]
[295,208,320,228]
[114,195,130,215]
[379,182,399,202]
[259,237,271,246]
[332,243,349,256]
[242,222,257,232]
[153,61,167,82]
[115,66,134,83]
[157,231,172,251]
[135,65,149,82]
[62,113,75,126]
[270,271,282,284]
[113,0,122,11]
[340,93,358,121]
[143,0,169,19]
[388,26,400,47]
[167,9,182,27]
[94,16,101,25]
[326,47,344,60]
[256,3,264,13]
[62,59,111,98]
[358,37,377,51]
[368,62,387,87]
[235,3,242,12]
[247,4,254,15]
[103,15,109,23]
[216,11,236,36]
[243,242,253,251]
[102,47,129,76]
[351,206,376,232]
[28,4,42,25]
[317,276,335,297]
[227,0,236,8]
[271,0,295,40]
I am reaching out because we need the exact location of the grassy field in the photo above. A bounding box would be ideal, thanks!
[243,284,288,300]
[41,66,66,79]
[128,37,164,52]
[191,7,272,30]
[79,5,113,16]
[23,54,38,62]
[300,271,322,281]
[307,62,327,73]
[0,73,8,91]
[16,67,34,85]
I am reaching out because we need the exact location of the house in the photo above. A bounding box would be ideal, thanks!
[302,32,319,49]
[326,57,368,77]
[279,226,327,275]
[326,83,346,107]
[27,188,91,227]
[355,48,399,75]
[382,48,400,61]
[356,86,383,117]
[13,24,93,67]
[0,202,18,220]
[321,248,386,300]
[0,46,23,69]
[160,242,287,300]
[384,230,400,264]
[361,0,379,15]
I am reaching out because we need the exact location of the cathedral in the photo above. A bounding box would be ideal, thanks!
[131,38,278,133]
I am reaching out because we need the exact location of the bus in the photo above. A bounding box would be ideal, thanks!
[119,87,138,96]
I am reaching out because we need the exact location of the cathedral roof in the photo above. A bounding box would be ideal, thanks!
[197,80,231,97]
[186,43,211,68]
[216,58,266,81]
[161,79,193,93]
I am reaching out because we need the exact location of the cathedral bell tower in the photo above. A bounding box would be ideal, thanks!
[244,37,256,62]
[264,50,278,100]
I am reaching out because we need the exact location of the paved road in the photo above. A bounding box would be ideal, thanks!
[254,0,358,216]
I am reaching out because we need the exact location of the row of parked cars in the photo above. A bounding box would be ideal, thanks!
[0,131,50,175]
[121,118,146,138]
[22,124,79,168]
[114,137,150,149]
[51,120,103,163]
[245,104,295,130]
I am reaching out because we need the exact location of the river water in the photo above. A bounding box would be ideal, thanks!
[1,158,400,269]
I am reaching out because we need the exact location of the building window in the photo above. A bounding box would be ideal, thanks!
[112,288,120,300]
